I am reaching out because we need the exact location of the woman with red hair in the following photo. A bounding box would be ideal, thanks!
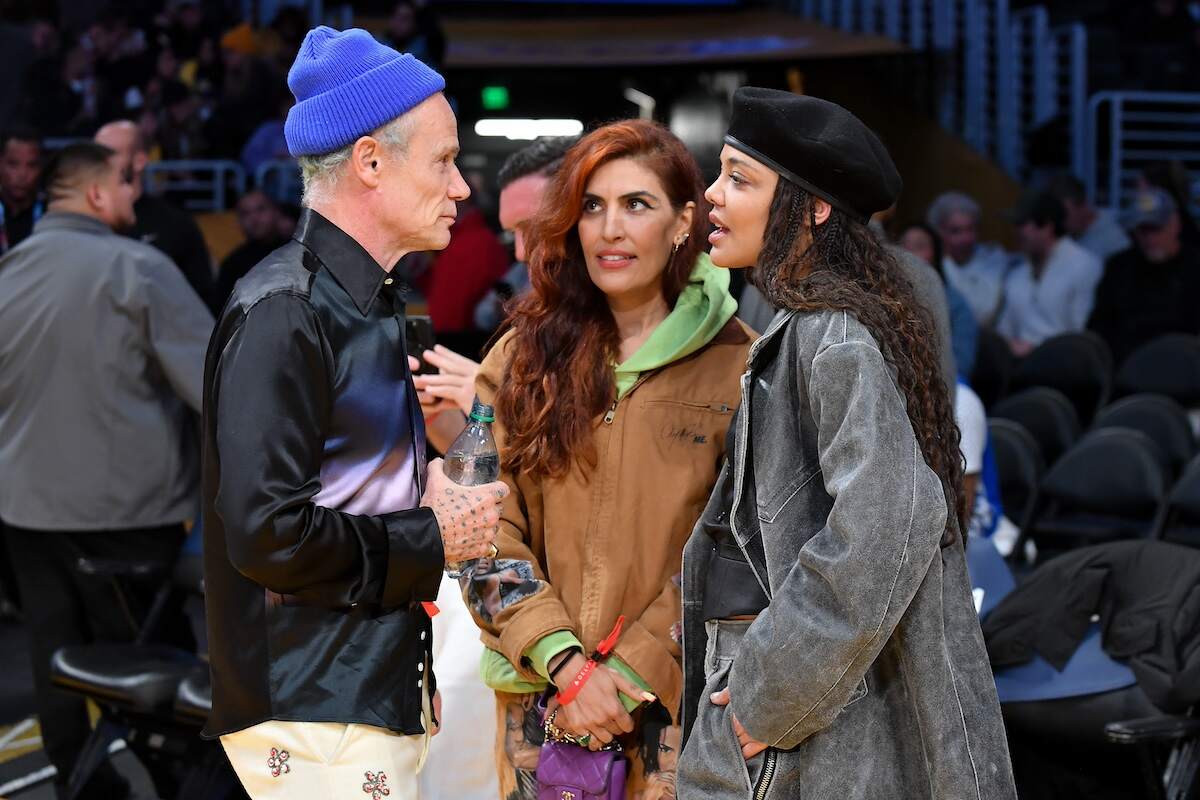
[463,119,754,798]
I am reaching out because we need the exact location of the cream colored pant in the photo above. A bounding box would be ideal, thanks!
[221,691,432,799]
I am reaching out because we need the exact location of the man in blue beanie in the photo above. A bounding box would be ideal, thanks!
[199,27,508,799]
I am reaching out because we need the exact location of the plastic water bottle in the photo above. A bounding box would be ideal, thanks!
[443,399,500,576]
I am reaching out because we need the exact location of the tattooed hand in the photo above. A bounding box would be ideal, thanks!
[422,458,509,565]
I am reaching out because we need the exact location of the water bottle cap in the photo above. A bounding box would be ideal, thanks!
[469,400,495,424]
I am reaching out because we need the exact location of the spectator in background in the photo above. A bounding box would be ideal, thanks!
[0,128,43,254]
[95,119,217,312]
[1045,172,1131,263]
[898,221,979,378]
[22,38,100,136]
[1141,160,1200,246]
[214,189,292,307]
[159,0,214,62]
[996,190,1102,356]
[1089,187,1200,362]
[204,22,282,160]
[928,190,1013,326]
[474,135,577,332]
[0,142,213,800]
[157,78,207,159]
[382,0,446,69]
[414,137,578,455]
[239,95,292,178]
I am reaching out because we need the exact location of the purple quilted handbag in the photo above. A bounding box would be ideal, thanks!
[536,740,626,800]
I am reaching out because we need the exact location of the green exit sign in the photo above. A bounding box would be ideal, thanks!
[481,86,510,111]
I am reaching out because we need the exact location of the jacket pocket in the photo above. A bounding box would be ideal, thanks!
[756,465,821,524]
[678,660,756,796]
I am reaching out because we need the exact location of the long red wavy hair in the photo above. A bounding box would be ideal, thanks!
[494,119,709,479]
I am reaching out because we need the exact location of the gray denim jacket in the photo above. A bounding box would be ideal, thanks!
[679,309,1016,800]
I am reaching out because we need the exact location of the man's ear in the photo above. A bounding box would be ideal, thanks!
[86,179,106,213]
[349,135,383,190]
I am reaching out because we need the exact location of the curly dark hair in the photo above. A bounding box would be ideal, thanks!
[752,181,965,544]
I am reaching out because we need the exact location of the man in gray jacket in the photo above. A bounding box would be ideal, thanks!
[0,142,213,799]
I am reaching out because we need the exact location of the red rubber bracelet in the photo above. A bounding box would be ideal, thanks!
[557,614,626,706]
[557,658,597,706]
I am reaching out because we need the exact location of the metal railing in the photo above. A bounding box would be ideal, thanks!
[1084,91,1200,212]
[143,160,246,212]
[1008,11,1088,177]
[255,159,304,206]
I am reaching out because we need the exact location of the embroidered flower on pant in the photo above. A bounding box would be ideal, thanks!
[267,747,290,777]
[363,771,390,798]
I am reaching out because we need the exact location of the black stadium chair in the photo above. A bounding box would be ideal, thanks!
[992,387,1081,467]
[1163,455,1200,549]
[1092,394,1197,477]
[1011,332,1113,425]
[1115,334,1200,409]
[49,553,246,800]
[1027,428,1171,557]
[988,418,1046,535]
[972,327,1016,410]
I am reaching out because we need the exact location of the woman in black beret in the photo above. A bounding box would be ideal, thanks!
[676,88,1016,799]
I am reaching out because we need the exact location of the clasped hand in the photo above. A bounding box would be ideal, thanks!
[549,653,656,752]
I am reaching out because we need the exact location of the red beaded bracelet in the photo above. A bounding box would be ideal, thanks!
[557,615,625,707]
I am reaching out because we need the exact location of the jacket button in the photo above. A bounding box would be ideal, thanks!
[420,631,426,641]
[417,662,424,671]
[417,678,423,688]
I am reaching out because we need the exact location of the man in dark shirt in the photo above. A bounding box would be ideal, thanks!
[204,27,507,797]
[95,119,217,312]
[213,188,292,308]
[0,127,43,254]
[1089,188,1200,363]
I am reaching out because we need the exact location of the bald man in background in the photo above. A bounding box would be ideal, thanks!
[95,120,217,312]
[0,142,213,799]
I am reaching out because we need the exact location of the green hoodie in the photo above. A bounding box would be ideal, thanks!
[478,252,738,708]
[614,252,738,397]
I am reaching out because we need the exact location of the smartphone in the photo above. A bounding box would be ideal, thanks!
[405,315,436,374]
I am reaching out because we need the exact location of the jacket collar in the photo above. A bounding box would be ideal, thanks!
[32,211,115,238]
[294,208,390,316]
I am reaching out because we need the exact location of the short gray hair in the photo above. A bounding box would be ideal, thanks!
[298,114,415,207]
[926,191,981,230]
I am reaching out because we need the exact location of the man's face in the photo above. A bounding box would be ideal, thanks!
[380,94,470,254]
[498,173,549,262]
[0,139,41,207]
[237,192,278,242]
[1061,197,1091,238]
[938,210,978,266]
[1017,220,1055,261]
[93,123,146,201]
[1134,213,1183,264]
[94,155,137,230]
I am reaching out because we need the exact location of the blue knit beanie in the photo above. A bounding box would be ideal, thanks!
[285,26,446,157]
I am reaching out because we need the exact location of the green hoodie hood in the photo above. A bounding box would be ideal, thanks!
[614,253,737,398]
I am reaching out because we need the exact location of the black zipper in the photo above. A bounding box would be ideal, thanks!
[752,748,778,800]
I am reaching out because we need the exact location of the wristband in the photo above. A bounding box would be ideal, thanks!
[556,615,625,707]
[548,647,583,682]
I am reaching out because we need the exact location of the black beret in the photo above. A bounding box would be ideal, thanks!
[725,87,902,222]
